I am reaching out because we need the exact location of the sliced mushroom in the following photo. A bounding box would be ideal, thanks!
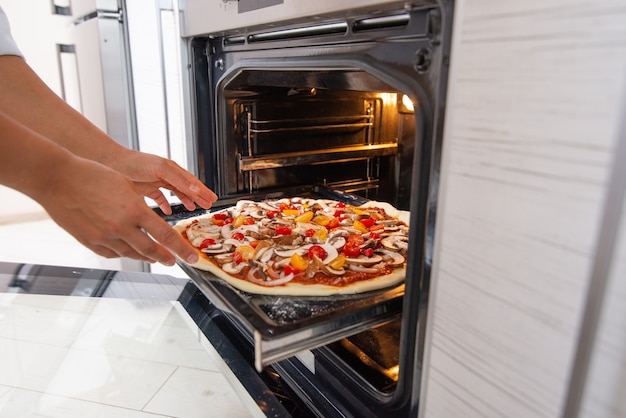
[274,244,310,258]
[377,249,405,266]
[223,238,244,248]
[319,243,339,264]
[201,244,229,255]
[322,265,345,276]
[222,262,246,274]
[235,200,257,210]
[221,224,235,239]
[381,236,409,252]
[214,253,234,265]
[255,246,274,264]
[328,235,346,249]
[258,201,280,211]
[249,210,266,219]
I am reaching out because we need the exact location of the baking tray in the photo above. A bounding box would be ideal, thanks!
[159,185,405,371]
[179,262,403,371]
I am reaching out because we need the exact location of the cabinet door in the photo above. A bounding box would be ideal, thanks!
[422,0,626,417]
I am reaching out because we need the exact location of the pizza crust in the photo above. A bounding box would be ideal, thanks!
[173,201,408,296]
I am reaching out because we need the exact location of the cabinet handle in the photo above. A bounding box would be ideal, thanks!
[57,44,83,112]
[51,0,71,16]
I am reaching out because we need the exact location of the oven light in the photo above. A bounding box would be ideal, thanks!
[401,94,415,112]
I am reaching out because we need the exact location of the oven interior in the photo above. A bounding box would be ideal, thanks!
[217,69,418,211]
[180,2,451,414]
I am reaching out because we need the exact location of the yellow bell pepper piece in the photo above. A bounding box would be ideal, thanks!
[282,209,300,217]
[235,245,255,261]
[353,219,369,233]
[290,253,308,271]
[328,254,346,270]
[348,205,367,215]
[312,228,328,241]
[294,211,314,223]
[312,214,331,226]
[233,214,245,228]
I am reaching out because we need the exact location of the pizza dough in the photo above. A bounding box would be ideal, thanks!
[174,198,409,296]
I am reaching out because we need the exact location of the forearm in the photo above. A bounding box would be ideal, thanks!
[0,110,77,202]
[0,55,127,168]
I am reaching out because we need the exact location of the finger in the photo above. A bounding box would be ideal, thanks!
[120,226,178,265]
[159,161,218,208]
[140,212,199,264]
[74,233,157,263]
[151,190,174,215]
[137,184,174,215]
[170,189,198,211]
[104,239,159,263]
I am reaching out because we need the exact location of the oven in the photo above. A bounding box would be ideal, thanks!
[166,0,454,416]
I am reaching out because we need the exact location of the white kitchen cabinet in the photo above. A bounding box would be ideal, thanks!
[422,1,626,417]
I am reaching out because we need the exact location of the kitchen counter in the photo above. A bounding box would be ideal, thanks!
[0,262,263,418]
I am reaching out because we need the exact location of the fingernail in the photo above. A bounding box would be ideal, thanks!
[186,253,199,264]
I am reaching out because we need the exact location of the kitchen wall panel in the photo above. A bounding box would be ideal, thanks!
[422,0,626,416]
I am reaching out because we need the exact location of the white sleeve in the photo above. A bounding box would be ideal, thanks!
[0,6,23,57]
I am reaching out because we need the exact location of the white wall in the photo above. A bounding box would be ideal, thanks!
[421,0,626,417]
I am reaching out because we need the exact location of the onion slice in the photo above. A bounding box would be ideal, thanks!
[246,267,295,286]
[348,264,379,274]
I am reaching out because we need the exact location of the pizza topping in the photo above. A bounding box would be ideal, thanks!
[182,198,409,288]
[223,262,246,274]
[307,245,327,260]
[381,235,409,252]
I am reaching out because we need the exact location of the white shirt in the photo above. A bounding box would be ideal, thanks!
[0,6,23,57]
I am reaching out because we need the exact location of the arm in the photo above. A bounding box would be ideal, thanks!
[0,111,201,265]
[0,55,217,214]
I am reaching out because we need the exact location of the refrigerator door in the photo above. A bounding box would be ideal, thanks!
[69,2,137,150]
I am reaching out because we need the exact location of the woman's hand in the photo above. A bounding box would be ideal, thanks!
[106,149,218,215]
[37,155,204,266]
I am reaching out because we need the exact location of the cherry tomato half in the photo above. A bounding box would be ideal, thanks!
[199,238,216,249]
[360,218,376,228]
[325,217,340,230]
[308,245,328,260]
[279,202,297,212]
[343,242,361,257]
[361,248,374,257]
[275,226,293,235]
[212,213,228,221]
[347,234,365,245]
[369,231,382,240]
[284,265,301,276]
[305,229,316,237]
[231,232,245,241]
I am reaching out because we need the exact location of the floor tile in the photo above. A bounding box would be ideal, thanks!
[144,366,253,418]
[0,220,122,271]
[0,387,164,418]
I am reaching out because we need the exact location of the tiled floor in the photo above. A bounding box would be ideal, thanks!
[0,218,261,417]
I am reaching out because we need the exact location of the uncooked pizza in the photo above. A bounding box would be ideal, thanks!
[174,198,409,296]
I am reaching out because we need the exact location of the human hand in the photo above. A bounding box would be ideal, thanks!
[38,155,203,265]
[105,150,217,214]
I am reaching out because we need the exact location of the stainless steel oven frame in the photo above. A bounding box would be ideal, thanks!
[172,1,455,416]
